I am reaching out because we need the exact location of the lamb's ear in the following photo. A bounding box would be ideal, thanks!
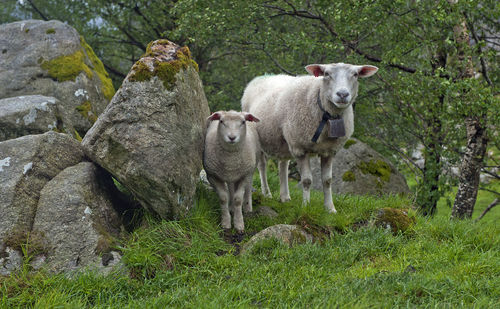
[305,64,325,77]
[244,113,260,122]
[356,65,378,78]
[207,112,221,121]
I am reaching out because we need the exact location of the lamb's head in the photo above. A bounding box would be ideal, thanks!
[305,63,378,109]
[208,110,260,145]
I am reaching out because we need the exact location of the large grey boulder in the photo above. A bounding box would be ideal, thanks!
[32,162,124,273]
[310,139,410,195]
[82,39,210,219]
[0,95,76,141]
[0,132,85,249]
[0,20,115,134]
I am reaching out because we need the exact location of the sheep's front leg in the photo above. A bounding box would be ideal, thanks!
[257,151,272,197]
[297,154,312,205]
[279,160,291,202]
[243,174,253,213]
[232,178,247,233]
[208,175,231,229]
[321,155,337,213]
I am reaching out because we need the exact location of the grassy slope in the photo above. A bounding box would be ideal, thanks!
[1,171,499,308]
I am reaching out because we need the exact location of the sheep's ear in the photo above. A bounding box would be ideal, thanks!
[356,65,378,78]
[305,64,325,77]
[207,112,221,121]
[244,113,260,122]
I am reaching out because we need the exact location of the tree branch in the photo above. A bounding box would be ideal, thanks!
[475,198,499,222]
[27,0,49,21]
[464,13,493,87]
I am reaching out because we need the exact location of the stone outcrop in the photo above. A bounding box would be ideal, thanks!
[82,39,210,219]
[309,139,410,195]
[32,162,124,273]
[0,20,115,134]
[0,95,76,141]
[0,132,85,244]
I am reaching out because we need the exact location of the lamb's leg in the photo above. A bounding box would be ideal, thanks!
[232,178,247,233]
[279,160,291,202]
[297,154,312,205]
[258,151,272,197]
[321,155,337,213]
[228,182,235,215]
[243,174,253,213]
[208,175,231,229]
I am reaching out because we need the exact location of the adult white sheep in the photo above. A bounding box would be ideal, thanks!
[241,63,378,213]
[203,110,260,232]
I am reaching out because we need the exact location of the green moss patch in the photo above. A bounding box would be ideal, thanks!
[342,170,356,182]
[128,42,199,90]
[358,159,392,182]
[75,101,97,123]
[343,139,357,149]
[80,36,115,101]
[45,28,56,34]
[40,50,93,82]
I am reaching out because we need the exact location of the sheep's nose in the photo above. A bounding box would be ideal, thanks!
[228,135,236,141]
[336,90,349,99]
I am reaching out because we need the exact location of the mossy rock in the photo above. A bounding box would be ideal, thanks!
[373,208,416,234]
[128,40,199,91]
[343,139,357,149]
[80,36,115,101]
[40,50,93,82]
[342,170,356,182]
[358,159,392,182]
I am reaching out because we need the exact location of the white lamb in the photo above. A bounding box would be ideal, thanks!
[203,110,260,232]
[241,63,378,213]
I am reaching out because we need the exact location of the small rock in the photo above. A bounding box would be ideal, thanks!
[373,208,415,234]
[255,206,279,218]
[241,224,313,255]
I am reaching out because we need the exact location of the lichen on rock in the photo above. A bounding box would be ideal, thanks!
[373,208,416,234]
[342,170,356,182]
[128,40,199,91]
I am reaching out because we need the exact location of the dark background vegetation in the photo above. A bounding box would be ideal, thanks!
[1,0,499,218]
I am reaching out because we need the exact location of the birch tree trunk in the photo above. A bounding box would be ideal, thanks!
[449,1,489,219]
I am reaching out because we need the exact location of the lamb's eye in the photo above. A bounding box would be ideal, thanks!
[353,72,359,78]
[220,120,225,126]
[241,121,245,126]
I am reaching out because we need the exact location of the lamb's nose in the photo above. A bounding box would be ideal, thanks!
[228,135,236,141]
[336,90,349,99]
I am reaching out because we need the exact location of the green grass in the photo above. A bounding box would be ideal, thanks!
[1,170,499,308]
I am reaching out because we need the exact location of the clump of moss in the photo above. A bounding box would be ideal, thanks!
[73,129,83,142]
[343,139,357,149]
[80,36,115,101]
[358,159,392,182]
[75,101,98,123]
[373,208,415,234]
[3,229,49,258]
[40,50,93,82]
[25,28,29,33]
[128,41,199,90]
[342,170,356,182]
[45,28,56,34]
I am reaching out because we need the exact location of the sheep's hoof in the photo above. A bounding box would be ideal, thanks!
[326,206,337,214]
[280,196,291,203]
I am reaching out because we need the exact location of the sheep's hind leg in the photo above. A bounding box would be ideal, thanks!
[258,151,272,197]
[321,155,337,213]
[243,174,253,213]
[232,179,247,233]
[208,175,231,229]
[279,160,291,202]
[297,154,312,205]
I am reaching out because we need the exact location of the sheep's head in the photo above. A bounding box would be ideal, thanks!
[305,63,378,109]
[208,111,259,145]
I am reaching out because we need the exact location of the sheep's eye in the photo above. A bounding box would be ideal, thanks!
[241,121,245,126]
[353,72,359,78]
[220,120,225,126]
